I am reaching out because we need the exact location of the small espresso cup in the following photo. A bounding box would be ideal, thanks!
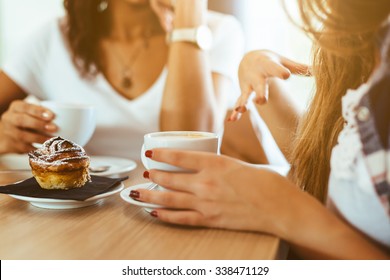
[141,131,220,177]
[41,101,96,147]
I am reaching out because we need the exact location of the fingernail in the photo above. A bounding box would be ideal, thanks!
[129,190,140,199]
[44,123,57,131]
[234,106,246,113]
[227,116,236,122]
[145,150,153,158]
[255,97,266,105]
[42,112,51,119]
[229,113,241,122]
[143,171,150,179]
[150,211,158,218]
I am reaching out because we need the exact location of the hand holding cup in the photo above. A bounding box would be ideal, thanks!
[40,101,96,147]
[141,131,220,191]
[0,100,55,154]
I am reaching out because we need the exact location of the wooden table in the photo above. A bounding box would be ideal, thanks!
[0,155,287,260]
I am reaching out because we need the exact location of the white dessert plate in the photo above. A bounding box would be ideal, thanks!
[0,153,29,169]
[88,156,137,177]
[9,183,124,210]
[0,154,137,177]
[120,183,163,210]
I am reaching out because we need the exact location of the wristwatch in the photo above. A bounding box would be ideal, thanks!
[167,25,213,50]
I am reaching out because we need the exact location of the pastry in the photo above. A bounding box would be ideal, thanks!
[28,137,91,190]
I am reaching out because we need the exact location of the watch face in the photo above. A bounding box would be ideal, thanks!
[196,26,213,50]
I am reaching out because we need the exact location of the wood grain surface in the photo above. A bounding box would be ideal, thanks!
[0,158,286,260]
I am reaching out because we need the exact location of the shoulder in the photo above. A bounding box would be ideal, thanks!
[206,11,244,42]
[206,11,245,57]
[6,17,64,61]
[203,11,244,81]
[26,17,63,47]
[1,16,62,68]
[1,16,68,98]
[206,10,241,28]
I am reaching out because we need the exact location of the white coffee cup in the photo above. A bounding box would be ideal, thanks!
[41,101,96,147]
[141,131,220,175]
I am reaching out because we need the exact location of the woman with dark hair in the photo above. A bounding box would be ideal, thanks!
[133,0,390,259]
[0,0,244,159]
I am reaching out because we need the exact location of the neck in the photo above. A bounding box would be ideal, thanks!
[108,0,163,41]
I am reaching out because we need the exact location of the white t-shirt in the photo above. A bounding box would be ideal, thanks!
[3,12,244,161]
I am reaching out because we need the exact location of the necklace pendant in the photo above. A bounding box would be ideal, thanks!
[122,76,132,89]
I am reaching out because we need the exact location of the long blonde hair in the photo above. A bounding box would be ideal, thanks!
[290,0,390,202]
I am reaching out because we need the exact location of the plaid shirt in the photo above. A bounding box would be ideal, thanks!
[356,47,390,217]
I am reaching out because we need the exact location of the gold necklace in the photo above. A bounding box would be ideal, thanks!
[112,36,149,89]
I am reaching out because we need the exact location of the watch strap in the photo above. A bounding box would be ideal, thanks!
[166,25,213,50]
[170,28,198,44]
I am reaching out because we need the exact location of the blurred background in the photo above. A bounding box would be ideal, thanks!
[0,0,314,109]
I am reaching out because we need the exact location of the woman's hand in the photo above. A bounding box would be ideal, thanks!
[0,100,56,154]
[133,149,390,259]
[150,0,207,32]
[132,148,296,234]
[230,50,311,121]
[150,0,175,32]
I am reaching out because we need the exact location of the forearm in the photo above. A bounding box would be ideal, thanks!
[254,78,302,160]
[161,46,217,131]
[160,0,220,132]
[0,71,27,115]
[275,187,389,259]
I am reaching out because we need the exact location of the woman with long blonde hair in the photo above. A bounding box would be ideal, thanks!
[290,0,383,202]
[233,0,383,203]
[129,0,390,259]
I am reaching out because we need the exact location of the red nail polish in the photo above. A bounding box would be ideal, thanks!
[234,106,247,113]
[150,211,158,218]
[143,171,150,179]
[129,190,140,199]
[145,150,153,158]
[255,97,266,105]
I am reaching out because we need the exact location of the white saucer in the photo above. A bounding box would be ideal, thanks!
[9,183,124,209]
[0,154,137,177]
[120,183,163,210]
[88,156,137,177]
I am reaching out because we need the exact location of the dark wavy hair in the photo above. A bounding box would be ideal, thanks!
[63,0,112,77]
